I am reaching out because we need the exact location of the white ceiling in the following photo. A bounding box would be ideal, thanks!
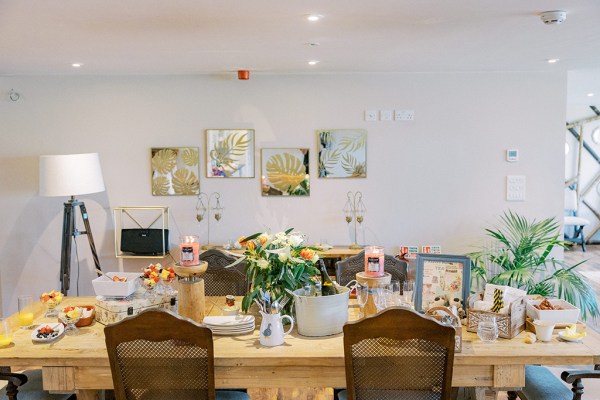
[1,0,599,104]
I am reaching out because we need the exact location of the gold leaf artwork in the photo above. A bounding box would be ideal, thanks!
[172,169,199,195]
[152,176,170,196]
[209,132,250,176]
[182,148,199,167]
[151,149,177,174]
[266,152,306,192]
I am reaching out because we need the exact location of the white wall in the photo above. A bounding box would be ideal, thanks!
[0,72,567,316]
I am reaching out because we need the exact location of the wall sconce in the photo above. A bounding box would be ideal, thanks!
[196,192,223,249]
[343,191,366,249]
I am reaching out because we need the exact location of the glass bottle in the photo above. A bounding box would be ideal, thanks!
[319,260,337,296]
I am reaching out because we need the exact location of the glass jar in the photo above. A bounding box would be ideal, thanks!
[179,235,200,266]
[364,246,384,277]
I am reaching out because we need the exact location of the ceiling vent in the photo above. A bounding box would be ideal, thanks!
[540,10,567,25]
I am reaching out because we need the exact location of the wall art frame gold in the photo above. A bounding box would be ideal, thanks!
[151,147,200,196]
[206,129,255,178]
[261,148,310,196]
[318,129,367,178]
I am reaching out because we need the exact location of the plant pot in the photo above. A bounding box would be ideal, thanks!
[292,286,350,337]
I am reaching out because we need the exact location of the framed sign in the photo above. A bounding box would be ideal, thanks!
[414,254,470,314]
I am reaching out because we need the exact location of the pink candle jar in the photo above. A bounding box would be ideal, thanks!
[364,246,384,277]
[180,235,200,266]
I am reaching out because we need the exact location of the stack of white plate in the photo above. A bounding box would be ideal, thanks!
[203,315,256,336]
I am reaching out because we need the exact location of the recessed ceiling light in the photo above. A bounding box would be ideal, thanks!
[588,93,595,97]
[307,14,323,22]
[72,63,82,68]
[308,60,319,66]
[547,58,559,64]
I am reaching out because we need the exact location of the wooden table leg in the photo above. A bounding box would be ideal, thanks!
[76,389,100,400]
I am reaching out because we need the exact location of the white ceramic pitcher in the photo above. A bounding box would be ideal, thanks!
[259,311,294,347]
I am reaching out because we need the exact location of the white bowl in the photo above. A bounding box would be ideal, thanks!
[92,272,141,298]
[526,299,580,324]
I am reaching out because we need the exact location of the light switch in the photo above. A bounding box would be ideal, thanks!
[380,110,393,121]
[506,175,526,201]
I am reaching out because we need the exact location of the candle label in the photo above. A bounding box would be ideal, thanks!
[181,246,194,262]
[367,256,382,273]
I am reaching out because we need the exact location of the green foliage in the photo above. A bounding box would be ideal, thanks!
[468,210,598,320]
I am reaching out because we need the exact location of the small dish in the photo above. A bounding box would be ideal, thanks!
[558,331,586,343]
[31,322,64,342]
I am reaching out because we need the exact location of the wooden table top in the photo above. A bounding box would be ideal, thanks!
[2,296,599,371]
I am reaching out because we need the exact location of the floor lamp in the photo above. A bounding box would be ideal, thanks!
[39,153,105,294]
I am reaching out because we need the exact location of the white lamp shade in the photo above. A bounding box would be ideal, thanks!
[39,153,105,197]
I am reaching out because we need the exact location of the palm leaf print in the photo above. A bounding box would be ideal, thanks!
[318,148,341,177]
[338,131,367,152]
[152,149,177,174]
[341,154,366,177]
[266,152,306,193]
[209,132,250,175]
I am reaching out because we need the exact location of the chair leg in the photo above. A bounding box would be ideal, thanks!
[507,391,518,400]
[571,378,584,400]
[580,229,586,252]
[0,367,28,400]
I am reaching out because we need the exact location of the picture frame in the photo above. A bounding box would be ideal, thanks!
[261,148,309,196]
[317,129,367,178]
[151,147,200,196]
[205,129,255,178]
[414,253,470,315]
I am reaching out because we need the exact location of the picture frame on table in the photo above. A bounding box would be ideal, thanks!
[414,253,470,315]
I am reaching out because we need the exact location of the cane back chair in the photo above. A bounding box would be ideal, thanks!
[338,307,456,400]
[199,249,248,296]
[104,309,249,400]
[335,251,408,287]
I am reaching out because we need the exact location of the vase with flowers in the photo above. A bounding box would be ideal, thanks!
[234,228,320,316]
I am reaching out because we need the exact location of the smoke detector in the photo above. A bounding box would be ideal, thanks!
[540,10,567,25]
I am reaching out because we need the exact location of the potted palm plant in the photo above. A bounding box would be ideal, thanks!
[469,211,598,320]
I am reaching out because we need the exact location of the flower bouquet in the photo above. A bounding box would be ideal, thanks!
[234,228,320,315]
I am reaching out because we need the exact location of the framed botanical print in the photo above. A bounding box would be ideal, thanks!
[318,129,367,178]
[414,254,471,315]
[206,129,255,178]
[151,147,200,196]
[261,148,309,196]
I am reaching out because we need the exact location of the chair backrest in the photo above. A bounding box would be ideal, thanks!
[343,307,456,400]
[199,249,248,296]
[105,309,217,400]
[565,188,579,213]
[336,251,408,286]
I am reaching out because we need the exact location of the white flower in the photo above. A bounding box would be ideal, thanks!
[257,259,269,269]
[288,232,304,247]
[278,252,288,262]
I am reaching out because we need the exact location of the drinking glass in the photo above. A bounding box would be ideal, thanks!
[356,284,369,318]
[390,280,401,306]
[477,314,499,342]
[402,281,414,309]
[18,296,34,329]
[373,285,389,312]
[0,319,12,347]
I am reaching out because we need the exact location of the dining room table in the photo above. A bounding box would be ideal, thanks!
[1,295,599,400]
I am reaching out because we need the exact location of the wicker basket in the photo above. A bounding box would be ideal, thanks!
[466,291,527,339]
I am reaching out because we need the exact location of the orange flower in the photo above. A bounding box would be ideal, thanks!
[300,248,315,260]
[238,236,248,246]
[246,241,256,250]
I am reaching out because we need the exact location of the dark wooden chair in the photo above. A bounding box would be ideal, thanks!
[335,251,408,287]
[508,365,600,400]
[104,309,249,400]
[338,307,456,400]
[199,249,248,296]
[0,368,75,400]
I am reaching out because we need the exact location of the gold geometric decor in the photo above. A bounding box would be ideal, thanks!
[318,129,367,178]
[206,129,255,178]
[151,147,200,196]
[261,148,309,196]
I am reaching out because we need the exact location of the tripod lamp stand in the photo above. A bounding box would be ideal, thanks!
[39,153,105,294]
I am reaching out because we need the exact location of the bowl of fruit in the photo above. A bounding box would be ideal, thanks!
[40,290,63,317]
[92,272,141,298]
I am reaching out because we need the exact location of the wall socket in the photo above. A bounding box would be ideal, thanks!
[395,110,415,121]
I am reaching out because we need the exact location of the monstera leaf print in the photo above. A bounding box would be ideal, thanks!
[172,169,199,195]
[152,176,170,196]
[209,131,251,176]
[181,148,198,167]
[151,149,177,174]
[266,152,306,193]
